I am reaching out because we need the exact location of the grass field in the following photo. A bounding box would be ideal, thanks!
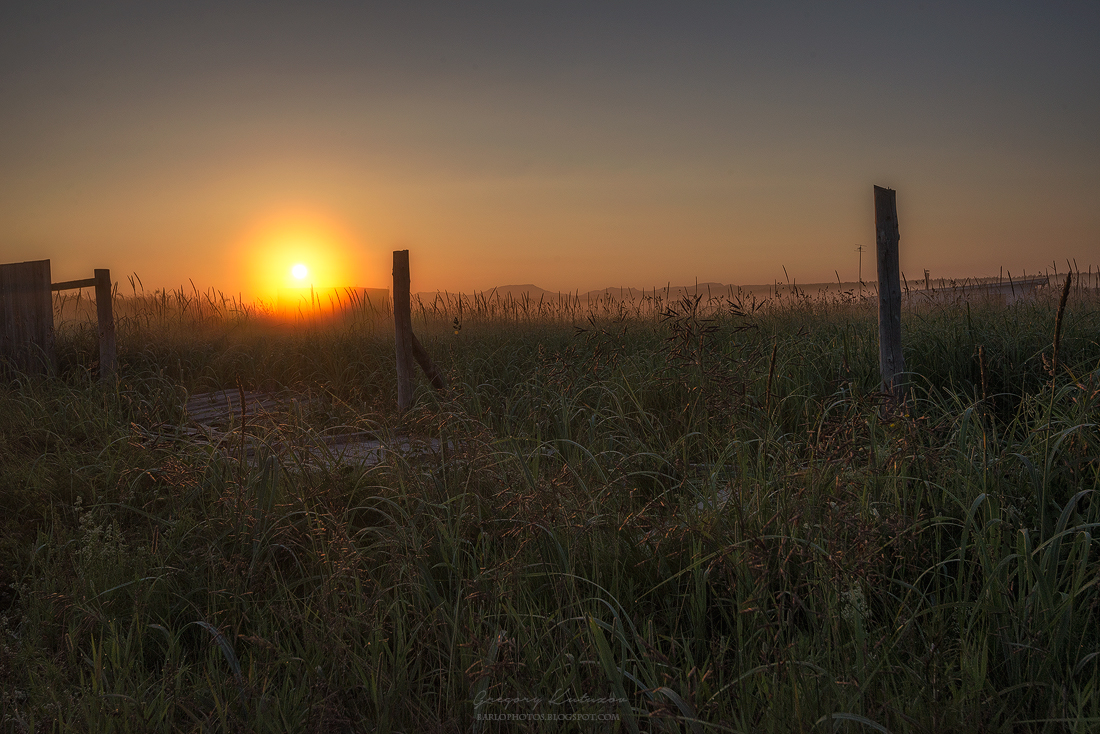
[2,276,1099,732]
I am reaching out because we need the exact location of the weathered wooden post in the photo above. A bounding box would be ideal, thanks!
[874,186,906,400]
[51,267,117,382]
[393,250,415,413]
[392,250,449,413]
[0,259,56,376]
[94,269,116,381]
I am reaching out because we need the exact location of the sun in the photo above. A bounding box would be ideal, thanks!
[234,208,368,303]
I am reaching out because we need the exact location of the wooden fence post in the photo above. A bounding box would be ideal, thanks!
[94,269,116,382]
[393,250,415,413]
[392,250,450,413]
[874,186,906,401]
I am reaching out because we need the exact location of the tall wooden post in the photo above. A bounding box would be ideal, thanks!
[874,186,906,400]
[393,250,415,413]
[94,269,116,382]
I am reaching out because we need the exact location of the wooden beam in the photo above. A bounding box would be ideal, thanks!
[411,332,449,393]
[51,277,97,291]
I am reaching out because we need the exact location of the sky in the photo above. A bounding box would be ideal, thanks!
[1,1,1098,300]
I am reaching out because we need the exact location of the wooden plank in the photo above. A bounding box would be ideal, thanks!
[411,332,449,393]
[0,265,12,368]
[0,264,15,371]
[95,269,116,382]
[186,390,284,425]
[33,260,55,376]
[51,277,97,291]
[0,259,56,376]
[874,186,906,400]
[393,250,415,413]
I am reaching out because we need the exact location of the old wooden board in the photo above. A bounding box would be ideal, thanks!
[177,389,447,469]
[0,259,56,376]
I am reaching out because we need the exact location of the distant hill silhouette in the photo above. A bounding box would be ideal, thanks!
[411,274,1062,307]
[414,281,862,303]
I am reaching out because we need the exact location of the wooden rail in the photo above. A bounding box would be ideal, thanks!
[51,277,97,291]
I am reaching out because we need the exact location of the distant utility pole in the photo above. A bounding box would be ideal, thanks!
[855,245,865,294]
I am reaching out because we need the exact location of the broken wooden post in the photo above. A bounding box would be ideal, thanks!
[94,269,116,381]
[874,185,906,400]
[393,250,415,413]
[0,259,56,376]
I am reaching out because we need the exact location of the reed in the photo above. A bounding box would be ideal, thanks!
[2,272,1098,731]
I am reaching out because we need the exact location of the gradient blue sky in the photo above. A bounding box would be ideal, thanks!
[2,2,1098,298]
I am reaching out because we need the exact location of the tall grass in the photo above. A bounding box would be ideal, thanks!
[1,275,1098,731]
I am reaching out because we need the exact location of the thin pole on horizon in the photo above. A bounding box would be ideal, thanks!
[855,245,865,295]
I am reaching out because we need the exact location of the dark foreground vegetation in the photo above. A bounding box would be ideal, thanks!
[2,280,1099,732]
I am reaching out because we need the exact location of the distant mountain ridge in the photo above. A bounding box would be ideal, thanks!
[414,281,863,302]
[410,274,1063,306]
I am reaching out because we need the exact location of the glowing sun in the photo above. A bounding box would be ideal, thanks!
[236,208,364,301]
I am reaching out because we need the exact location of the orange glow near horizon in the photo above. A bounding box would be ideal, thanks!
[236,210,363,304]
